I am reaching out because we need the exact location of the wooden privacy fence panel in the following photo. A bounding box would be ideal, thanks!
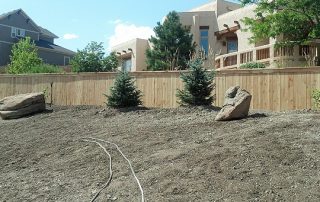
[215,67,320,111]
[1,68,320,111]
[0,72,183,108]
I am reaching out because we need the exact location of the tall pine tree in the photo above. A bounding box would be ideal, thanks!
[177,59,215,106]
[106,71,142,108]
[146,11,195,71]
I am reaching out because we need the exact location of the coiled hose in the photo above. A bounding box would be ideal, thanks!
[82,137,144,202]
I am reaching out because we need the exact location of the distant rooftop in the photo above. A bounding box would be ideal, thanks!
[0,9,58,39]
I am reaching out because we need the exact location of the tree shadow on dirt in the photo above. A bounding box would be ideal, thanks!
[102,106,150,118]
[247,113,268,119]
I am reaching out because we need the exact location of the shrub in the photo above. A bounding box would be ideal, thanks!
[8,37,42,74]
[176,59,215,106]
[312,89,320,109]
[240,62,266,69]
[25,64,63,73]
[106,71,142,108]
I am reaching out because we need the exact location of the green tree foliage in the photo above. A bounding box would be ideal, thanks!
[146,11,196,71]
[104,51,119,71]
[71,41,118,72]
[106,71,142,108]
[8,37,42,74]
[241,0,320,46]
[177,59,215,106]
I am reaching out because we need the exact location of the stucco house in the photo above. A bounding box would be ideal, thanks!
[0,9,75,67]
[111,38,150,71]
[112,0,319,71]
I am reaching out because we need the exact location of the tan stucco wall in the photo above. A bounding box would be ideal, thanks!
[189,0,241,16]
[179,3,266,64]
[177,0,249,68]
[111,38,150,71]
[217,4,257,53]
[179,11,218,53]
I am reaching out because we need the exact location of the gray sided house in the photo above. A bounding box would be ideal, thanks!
[0,9,75,67]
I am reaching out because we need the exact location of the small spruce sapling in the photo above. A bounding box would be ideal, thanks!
[106,71,142,108]
[177,59,215,106]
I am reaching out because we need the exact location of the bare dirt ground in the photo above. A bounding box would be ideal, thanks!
[0,106,320,202]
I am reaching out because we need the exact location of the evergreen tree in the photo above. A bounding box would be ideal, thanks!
[177,59,215,106]
[8,37,42,74]
[146,11,195,71]
[106,71,142,108]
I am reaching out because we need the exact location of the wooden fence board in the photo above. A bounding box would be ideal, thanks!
[1,68,320,111]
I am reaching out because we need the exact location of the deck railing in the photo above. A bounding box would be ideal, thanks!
[215,44,316,69]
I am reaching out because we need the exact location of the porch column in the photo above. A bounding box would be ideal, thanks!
[236,52,240,68]
[220,56,224,68]
[253,49,257,62]
[269,44,275,68]
[192,15,200,47]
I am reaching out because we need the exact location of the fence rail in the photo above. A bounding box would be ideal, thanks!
[0,72,183,108]
[1,67,320,111]
[216,67,320,111]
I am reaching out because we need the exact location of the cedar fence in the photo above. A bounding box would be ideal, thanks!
[1,67,320,111]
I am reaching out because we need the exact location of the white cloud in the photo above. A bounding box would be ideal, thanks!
[108,23,154,50]
[63,33,79,40]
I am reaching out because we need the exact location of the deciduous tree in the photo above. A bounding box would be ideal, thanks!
[8,37,42,74]
[241,0,320,46]
[71,42,118,72]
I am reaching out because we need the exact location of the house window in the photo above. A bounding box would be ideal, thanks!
[64,56,70,66]
[16,28,25,37]
[122,58,132,72]
[200,26,209,56]
[227,37,238,53]
[11,27,25,38]
[11,27,16,38]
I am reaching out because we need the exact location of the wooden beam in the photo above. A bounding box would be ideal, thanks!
[215,25,240,39]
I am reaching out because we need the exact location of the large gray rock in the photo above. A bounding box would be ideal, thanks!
[215,86,252,121]
[0,92,45,120]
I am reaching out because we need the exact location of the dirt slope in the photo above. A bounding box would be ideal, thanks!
[0,106,319,201]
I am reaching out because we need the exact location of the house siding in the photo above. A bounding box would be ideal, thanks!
[0,41,74,66]
[0,12,39,32]
[0,42,12,66]
[0,24,39,42]
[38,49,72,66]
[39,35,53,43]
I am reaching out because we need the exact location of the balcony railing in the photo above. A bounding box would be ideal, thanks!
[215,44,317,69]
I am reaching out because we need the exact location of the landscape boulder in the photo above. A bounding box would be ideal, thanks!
[215,86,252,121]
[0,92,46,120]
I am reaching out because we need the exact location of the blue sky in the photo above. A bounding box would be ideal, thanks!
[0,0,239,52]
